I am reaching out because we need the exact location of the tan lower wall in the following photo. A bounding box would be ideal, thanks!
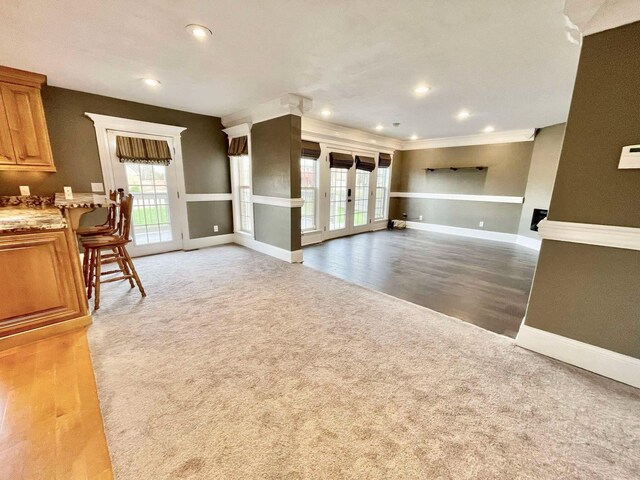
[525,240,640,359]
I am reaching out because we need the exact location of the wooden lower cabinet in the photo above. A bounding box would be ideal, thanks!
[0,228,90,348]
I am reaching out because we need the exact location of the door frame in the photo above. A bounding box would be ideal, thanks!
[85,113,189,255]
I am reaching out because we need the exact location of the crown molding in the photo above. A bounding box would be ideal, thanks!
[301,117,402,152]
[222,94,313,128]
[401,129,536,151]
[222,123,252,138]
[85,113,187,136]
[564,0,640,36]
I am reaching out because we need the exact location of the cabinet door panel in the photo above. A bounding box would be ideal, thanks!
[1,83,54,168]
[0,94,15,165]
[0,231,82,335]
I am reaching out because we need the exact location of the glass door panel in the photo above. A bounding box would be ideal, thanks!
[329,168,348,232]
[353,170,370,227]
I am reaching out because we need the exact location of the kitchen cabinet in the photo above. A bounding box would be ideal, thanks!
[0,66,55,172]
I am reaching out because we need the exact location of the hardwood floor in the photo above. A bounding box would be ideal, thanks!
[303,229,539,338]
[0,329,112,480]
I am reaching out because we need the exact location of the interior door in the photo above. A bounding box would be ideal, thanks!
[106,130,183,257]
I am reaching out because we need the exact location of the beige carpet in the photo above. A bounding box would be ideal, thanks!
[88,245,640,479]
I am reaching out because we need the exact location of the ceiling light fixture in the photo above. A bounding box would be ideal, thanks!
[414,85,430,95]
[457,110,470,120]
[375,125,384,131]
[141,78,161,87]
[321,109,331,117]
[185,24,213,40]
[483,125,495,133]
[410,134,419,141]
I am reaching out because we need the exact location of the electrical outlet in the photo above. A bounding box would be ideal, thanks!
[19,185,31,196]
[91,182,104,193]
[63,186,73,200]
[418,215,423,221]
[479,221,484,228]
[213,225,219,233]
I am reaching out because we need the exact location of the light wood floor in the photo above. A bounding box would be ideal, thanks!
[303,229,539,338]
[0,329,112,480]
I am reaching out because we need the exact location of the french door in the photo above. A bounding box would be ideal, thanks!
[325,162,373,239]
[106,130,183,257]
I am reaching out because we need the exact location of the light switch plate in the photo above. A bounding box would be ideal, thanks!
[19,185,31,196]
[63,186,74,200]
[619,145,640,169]
[91,182,105,193]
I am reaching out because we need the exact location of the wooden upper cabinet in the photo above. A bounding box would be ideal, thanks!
[0,66,55,172]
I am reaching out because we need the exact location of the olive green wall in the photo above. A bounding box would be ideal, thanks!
[389,141,534,233]
[250,115,302,251]
[187,201,233,239]
[517,123,566,239]
[524,21,640,359]
[0,86,232,238]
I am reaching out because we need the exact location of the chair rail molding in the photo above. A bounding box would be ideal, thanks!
[390,192,525,204]
[538,219,640,251]
[184,193,233,202]
[252,195,304,208]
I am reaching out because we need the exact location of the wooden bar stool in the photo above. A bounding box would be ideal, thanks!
[82,194,146,310]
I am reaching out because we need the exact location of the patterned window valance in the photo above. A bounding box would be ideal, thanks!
[116,136,172,166]
[228,136,249,156]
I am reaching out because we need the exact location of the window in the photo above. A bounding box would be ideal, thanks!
[125,163,172,245]
[375,167,390,220]
[236,155,253,233]
[329,168,348,231]
[353,170,370,227]
[300,157,318,231]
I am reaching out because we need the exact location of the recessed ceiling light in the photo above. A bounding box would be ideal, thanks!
[410,134,419,141]
[141,78,161,87]
[185,24,213,39]
[375,125,384,131]
[457,110,471,120]
[321,109,331,117]
[414,85,430,95]
[483,126,495,133]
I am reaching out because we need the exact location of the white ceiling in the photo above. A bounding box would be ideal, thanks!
[1,0,582,140]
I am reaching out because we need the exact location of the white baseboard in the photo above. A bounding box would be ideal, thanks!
[372,221,388,231]
[516,234,542,251]
[302,230,323,246]
[184,233,235,250]
[406,221,518,244]
[516,325,640,389]
[233,233,303,263]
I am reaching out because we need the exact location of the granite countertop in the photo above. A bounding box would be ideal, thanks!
[54,192,112,209]
[0,205,66,233]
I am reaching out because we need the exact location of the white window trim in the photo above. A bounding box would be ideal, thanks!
[300,156,319,233]
[375,158,392,221]
[85,112,188,249]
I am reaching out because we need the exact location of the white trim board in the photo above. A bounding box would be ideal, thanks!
[301,117,402,152]
[405,221,518,244]
[184,193,232,202]
[516,325,640,389]
[233,233,303,263]
[391,192,524,204]
[222,123,252,138]
[223,94,312,128]
[538,219,640,251]
[184,233,235,251]
[516,235,542,251]
[252,195,304,208]
[402,129,535,150]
